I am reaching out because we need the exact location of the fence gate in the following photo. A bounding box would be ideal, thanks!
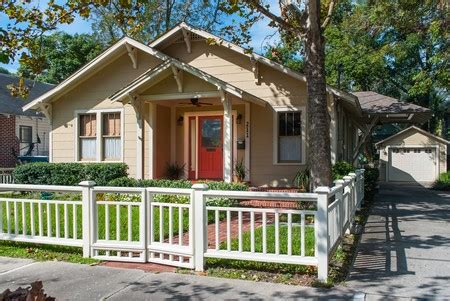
[89,187,147,262]
[146,188,195,269]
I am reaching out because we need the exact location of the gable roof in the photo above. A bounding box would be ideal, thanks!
[108,60,267,106]
[150,22,360,108]
[0,74,54,117]
[23,36,172,111]
[375,126,449,147]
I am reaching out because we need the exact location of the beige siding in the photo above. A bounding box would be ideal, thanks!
[143,72,217,95]
[162,41,308,107]
[51,50,161,177]
[377,129,448,181]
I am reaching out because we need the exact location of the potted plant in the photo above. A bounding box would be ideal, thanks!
[165,162,186,180]
[293,168,310,192]
[234,159,246,182]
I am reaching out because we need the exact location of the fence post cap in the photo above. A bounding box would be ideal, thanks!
[192,183,209,190]
[314,186,330,194]
[343,176,353,181]
[348,172,357,177]
[78,180,96,187]
[334,179,345,185]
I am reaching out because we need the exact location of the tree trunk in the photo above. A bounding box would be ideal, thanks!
[305,0,332,188]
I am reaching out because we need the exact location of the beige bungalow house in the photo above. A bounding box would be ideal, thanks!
[23,23,432,187]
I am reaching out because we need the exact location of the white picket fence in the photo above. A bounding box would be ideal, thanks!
[0,170,364,282]
[0,168,14,184]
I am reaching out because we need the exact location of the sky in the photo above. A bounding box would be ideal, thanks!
[0,0,281,73]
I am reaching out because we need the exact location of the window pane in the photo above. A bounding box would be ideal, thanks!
[80,138,96,160]
[278,112,286,136]
[80,114,96,137]
[294,112,301,136]
[20,126,32,143]
[279,136,301,162]
[103,113,120,136]
[104,137,121,160]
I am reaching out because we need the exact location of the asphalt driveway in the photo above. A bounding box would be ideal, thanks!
[345,183,450,299]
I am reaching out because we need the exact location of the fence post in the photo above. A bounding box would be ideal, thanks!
[192,183,209,272]
[315,186,330,282]
[79,180,96,258]
[343,176,353,234]
[360,169,365,204]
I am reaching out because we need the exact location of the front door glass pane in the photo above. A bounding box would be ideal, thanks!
[201,119,222,148]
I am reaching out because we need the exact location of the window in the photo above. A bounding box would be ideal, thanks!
[102,112,121,160]
[19,126,32,143]
[79,114,97,160]
[277,111,302,163]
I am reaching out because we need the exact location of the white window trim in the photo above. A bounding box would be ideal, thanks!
[74,108,124,163]
[272,106,306,165]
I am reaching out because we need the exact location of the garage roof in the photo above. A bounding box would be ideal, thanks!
[354,91,432,124]
[375,126,449,147]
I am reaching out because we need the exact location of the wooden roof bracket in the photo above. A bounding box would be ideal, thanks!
[39,103,52,121]
[250,56,260,85]
[125,43,138,69]
[181,28,192,54]
[171,65,183,93]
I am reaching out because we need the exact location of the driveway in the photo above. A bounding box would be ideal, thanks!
[345,183,450,299]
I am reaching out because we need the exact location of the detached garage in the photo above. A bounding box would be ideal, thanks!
[377,126,448,183]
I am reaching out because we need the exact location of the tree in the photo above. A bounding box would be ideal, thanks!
[324,0,448,133]
[0,67,11,74]
[18,32,104,84]
[90,0,224,44]
[221,1,337,187]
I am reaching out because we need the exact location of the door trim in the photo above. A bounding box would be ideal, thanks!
[183,110,237,180]
[386,145,440,182]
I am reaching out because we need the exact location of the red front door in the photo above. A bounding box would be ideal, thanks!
[198,116,223,179]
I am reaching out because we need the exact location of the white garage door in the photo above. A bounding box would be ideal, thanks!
[388,147,437,182]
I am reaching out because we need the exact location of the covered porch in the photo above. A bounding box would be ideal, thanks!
[108,60,265,182]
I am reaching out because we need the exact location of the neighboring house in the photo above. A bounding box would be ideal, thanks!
[0,74,53,168]
[23,23,432,186]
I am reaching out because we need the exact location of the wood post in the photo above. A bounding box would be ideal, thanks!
[315,186,330,282]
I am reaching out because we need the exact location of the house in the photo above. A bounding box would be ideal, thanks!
[0,74,53,168]
[22,23,432,186]
[376,126,448,183]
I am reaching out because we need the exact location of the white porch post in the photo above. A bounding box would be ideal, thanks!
[148,103,156,179]
[222,93,232,183]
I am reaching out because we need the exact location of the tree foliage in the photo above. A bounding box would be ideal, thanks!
[18,32,104,84]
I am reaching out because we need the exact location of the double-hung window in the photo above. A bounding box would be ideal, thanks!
[276,110,303,163]
[77,110,122,161]
[79,114,97,160]
[102,112,121,160]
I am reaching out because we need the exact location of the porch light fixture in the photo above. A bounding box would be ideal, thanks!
[177,116,184,126]
[236,113,243,125]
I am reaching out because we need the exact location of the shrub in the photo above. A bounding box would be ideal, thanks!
[198,181,248,191]
[13,163,128,186]
[332,161,355,180]
[363,167,379,201]
[433,172,450,191]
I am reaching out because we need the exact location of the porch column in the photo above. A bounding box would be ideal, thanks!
[223,93,232,183]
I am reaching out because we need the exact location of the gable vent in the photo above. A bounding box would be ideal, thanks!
[174,32,204,43]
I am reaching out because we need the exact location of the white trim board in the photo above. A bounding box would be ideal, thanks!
[272,106,306,166]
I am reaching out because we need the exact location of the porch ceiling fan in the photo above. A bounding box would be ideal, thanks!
[178,98,213,107]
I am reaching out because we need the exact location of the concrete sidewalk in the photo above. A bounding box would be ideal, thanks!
[0,257,366,300]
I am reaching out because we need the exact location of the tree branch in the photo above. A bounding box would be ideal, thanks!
[321,0,337,29]
[243,0,305,37]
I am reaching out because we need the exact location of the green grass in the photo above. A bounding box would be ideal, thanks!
[433,171,450,191]
[0,240,98,264]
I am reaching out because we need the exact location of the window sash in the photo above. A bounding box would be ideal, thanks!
[277,111,302,163]
[19,126,32,143]
[80,137,96,160]
[79,114,96,137]
[103,137,121,160]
